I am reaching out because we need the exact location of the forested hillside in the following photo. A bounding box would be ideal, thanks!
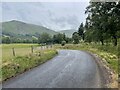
[2,20,58,36]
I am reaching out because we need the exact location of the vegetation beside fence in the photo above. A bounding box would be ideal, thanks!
[1,44,57,82]
[2,44,39,62]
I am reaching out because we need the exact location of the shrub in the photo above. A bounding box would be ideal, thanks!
[61,41,66,46]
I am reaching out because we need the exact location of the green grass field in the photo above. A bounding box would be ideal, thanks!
[1,44,39,63]
[1,44,57,82]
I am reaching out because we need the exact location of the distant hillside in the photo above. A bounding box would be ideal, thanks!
[2,20,58,37]
[59,29,77,37]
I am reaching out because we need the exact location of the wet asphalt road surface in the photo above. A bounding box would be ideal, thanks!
[3,50,105,88]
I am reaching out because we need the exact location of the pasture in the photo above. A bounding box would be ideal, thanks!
[2,44,39,63]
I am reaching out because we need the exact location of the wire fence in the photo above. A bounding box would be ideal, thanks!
[11,45,53,56]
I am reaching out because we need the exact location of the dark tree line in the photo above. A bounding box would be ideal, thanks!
[2,37,11,44]
[85,1,120,46]
[38,33,72,45]
[2,33,72,45]
[2,36,38,44]
[72,1,120,46]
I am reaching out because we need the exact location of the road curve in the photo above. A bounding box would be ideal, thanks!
[3,50,106,88]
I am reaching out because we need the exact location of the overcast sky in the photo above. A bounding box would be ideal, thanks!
[2,2,89,31]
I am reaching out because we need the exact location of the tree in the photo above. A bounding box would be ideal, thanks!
[38,33,51,44]
[65,37,73,43]
[78,23,84,40]
[84,1,120,46]
[85,2,106,45]
[23,39,32,43]
[2,37,11,44]
[107,2,120,46]
[32,36,38,43]
[52,33,65,44]
[61,41,66,46]
[72,32,80,44]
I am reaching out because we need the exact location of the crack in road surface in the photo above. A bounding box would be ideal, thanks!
[2,50,106,88]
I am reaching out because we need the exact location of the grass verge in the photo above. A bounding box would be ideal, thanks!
[1,49,57,82]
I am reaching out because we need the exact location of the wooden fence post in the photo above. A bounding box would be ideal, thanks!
[12,47,15,56]
[31,46,33,53]
[50,45,52,48]
[41,46,42,50]
[46,45,48,49]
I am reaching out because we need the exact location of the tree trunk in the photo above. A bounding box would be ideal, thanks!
[100,39,104,45]
[113,36,117,46]
[101,41,104,45]
[82,34,85,41]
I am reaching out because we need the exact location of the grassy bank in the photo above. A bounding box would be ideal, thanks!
[1,44,57,82]
[55,43,118,73]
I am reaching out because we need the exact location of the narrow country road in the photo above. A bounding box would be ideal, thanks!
[3,50,106,88]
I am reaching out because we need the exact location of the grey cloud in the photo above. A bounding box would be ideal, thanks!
[66,15,79,25]
[2,2,89,31]
[49,15,79,29]
[50,17,66,24]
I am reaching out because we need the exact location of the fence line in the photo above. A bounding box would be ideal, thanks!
[11,45,53,56]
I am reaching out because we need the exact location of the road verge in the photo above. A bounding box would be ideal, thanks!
[1,49,58,83]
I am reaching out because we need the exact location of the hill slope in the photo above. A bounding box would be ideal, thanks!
[2,20,58,37]
[59,29,77,37]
